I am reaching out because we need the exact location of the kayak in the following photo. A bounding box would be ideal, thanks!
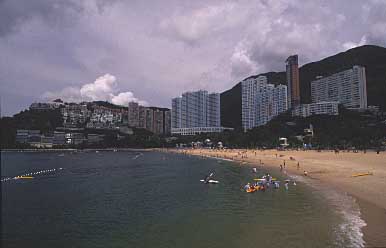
[200,179,219,184]
[246,186,261,193]
[246,188,257,193]
[254,177,276,181]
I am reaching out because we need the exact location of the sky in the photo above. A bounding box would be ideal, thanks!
[1,0,385,116]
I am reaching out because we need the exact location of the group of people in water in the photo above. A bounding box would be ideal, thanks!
[243,170,296,193]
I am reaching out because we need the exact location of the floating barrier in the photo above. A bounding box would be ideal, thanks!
[351,172,373,177]
[1,167,63,183]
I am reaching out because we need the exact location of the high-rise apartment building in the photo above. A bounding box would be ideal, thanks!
[274,84,288,114]
[310,65,367,109]
[127,102,171,135]
[242,76,288,131]
[152,109,164,134]
[138,105,147,128]
[164,111,171,135]
[171,97,182,130]
[208,93,221,127]
[286,55,300,108]
[128,102,139,127]
[145,108,154,131]
[171,90,221,134]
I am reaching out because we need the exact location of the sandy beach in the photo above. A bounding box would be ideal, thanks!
[166,148,386,247]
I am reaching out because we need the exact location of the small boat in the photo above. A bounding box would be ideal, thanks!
[201,172,219,184]
[246,187,257,193]
[200,179,219,184]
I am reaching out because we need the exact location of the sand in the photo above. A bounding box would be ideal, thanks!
[166,148,386,247]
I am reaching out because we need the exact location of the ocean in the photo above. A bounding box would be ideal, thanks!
[1,151,365,247]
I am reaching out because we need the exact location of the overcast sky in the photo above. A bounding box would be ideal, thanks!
[1,0,385,116]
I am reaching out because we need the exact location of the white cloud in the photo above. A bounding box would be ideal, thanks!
[111,92,148,106]
[343,36,368,50]
[230,41,258,78]
[2,0,386,115]
[80,74,116,101]
[42,86,81,103]
[42,73,147,106]
[159,2,245,44]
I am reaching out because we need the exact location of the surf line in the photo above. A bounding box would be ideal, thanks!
[1,167,64,183]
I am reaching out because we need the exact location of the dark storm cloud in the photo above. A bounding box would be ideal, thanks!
[0,0,83,36]
[1,0,385,116]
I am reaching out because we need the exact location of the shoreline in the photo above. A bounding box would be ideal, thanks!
[164,148,386,247]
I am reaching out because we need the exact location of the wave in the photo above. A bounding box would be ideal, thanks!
[288,174,366,247]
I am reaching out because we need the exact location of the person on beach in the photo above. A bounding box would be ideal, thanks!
[297,162,300,170]
[284,181,289,190]
[304,170,308,176]
[274,181,279,189]
[280,164,283,171]
[261,184,266,192]
[244,183,250,191]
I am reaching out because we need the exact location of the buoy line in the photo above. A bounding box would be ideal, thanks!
[1,167,64,183]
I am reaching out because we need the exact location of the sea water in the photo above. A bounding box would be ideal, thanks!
[1,151,365,247]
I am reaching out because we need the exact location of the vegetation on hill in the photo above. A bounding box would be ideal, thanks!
[0,109,63,148]
[174,107,386,150]
[89,101,128,110]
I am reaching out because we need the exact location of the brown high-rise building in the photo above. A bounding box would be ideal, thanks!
[128,101,171,135]
[128,101,139,127]
[286,55,300,108]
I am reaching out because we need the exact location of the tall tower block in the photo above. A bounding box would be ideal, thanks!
[286,55,300,108]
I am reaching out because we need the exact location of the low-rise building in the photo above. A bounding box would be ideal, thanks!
[87,134,105,144]
[311,65,367,110]
[171,127,234,136]
[65,133,85,145]
[30,136,54,148]
[15,130,55,147]
[53,131,66,145]
[87,105,125,129]
[27,130,41,143]
[62,104,90,127]
[292,101,339,117]
[15,130,29,143]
